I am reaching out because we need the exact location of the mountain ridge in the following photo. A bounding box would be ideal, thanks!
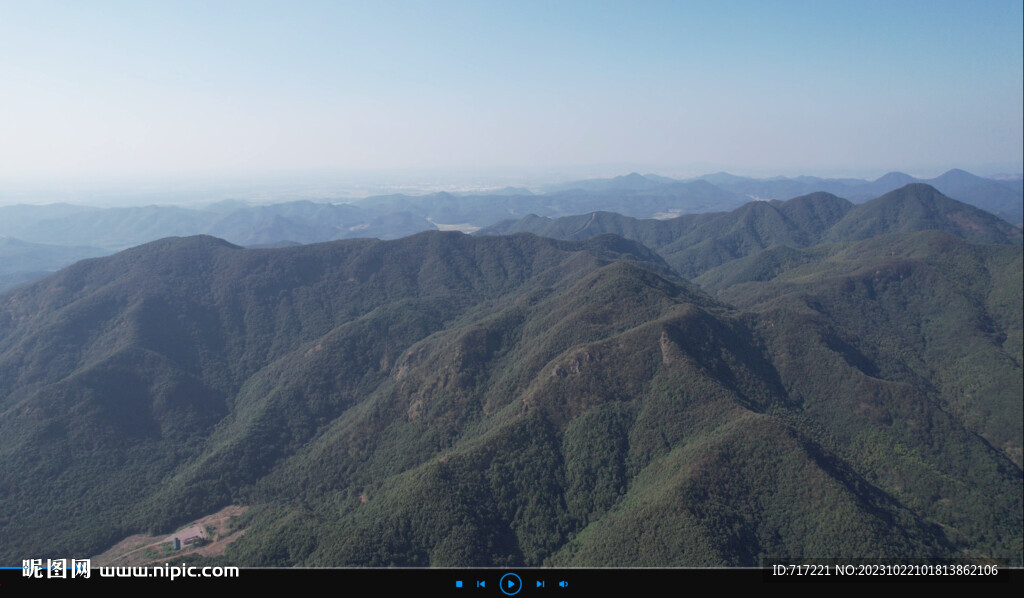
[478,184,1020,279]
[1,220,1019,567]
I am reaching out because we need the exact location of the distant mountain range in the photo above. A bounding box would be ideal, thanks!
[546,168,1023,222]
[1,169,1019,293]
[1,182,1019,567]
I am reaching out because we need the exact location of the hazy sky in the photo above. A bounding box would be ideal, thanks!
[1,0,1022,185]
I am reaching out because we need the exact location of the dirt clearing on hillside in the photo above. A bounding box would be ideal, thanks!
[92,505,249,566]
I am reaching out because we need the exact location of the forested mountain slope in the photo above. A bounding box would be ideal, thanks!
[1,226,1019,567]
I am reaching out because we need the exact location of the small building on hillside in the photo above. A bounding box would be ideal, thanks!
[167,524,208,550]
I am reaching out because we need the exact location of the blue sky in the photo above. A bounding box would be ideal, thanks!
[1,0,1021,185]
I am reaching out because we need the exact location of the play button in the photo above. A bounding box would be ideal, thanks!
[499,572,522,595]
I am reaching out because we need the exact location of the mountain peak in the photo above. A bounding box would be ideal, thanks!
[612,172,653,185]
[890,182,942,195]
[933,168,982,185]
[605,172,662,192]
[828,183,1022,244]
[697,171,747,186]
[873,183,959,208]
[873,171,916,185]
